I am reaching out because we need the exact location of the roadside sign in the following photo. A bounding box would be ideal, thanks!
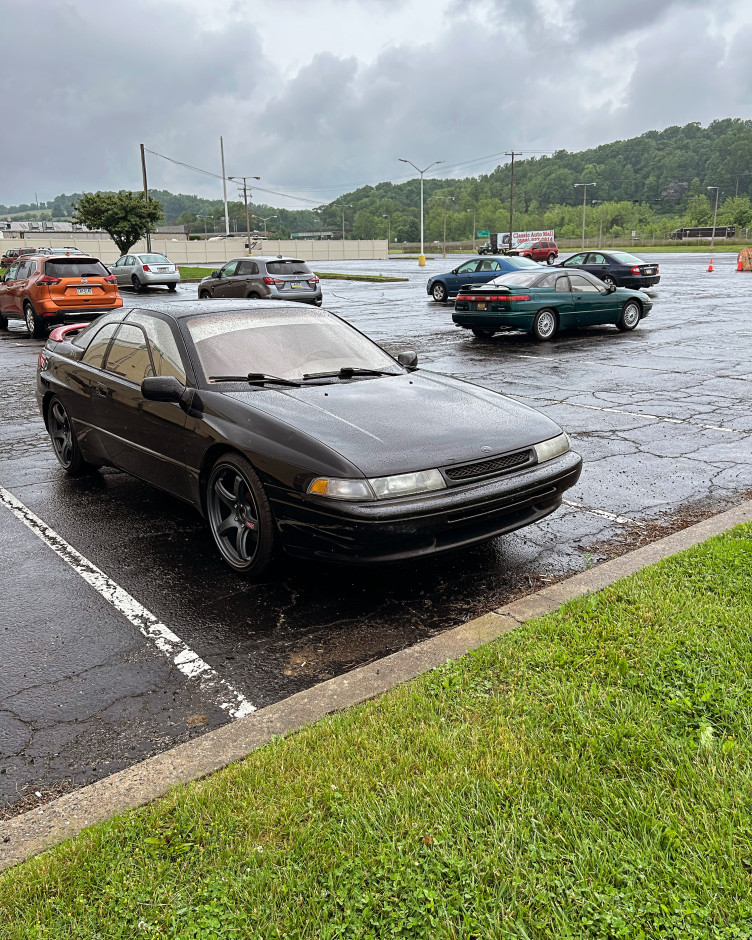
[477,230,490,237]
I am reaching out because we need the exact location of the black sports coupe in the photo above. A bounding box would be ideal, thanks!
[36,301,582,575]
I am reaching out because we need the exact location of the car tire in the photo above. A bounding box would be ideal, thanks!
[199,290,211,299]
[24,301,46,338]
[532,308,558,342]
[431,282,448,303]
[602,275,617,288]
[617,300,641,332]
[471,327,495,339]
[0,312,7,330]
[547,253,556,265]
[206,453,278,576]
[47,396,92,476]
[167,283,177,291]
[246,291,261,299]
[131,274,143,292]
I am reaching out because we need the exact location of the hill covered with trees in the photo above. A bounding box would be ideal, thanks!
[3,119,750,242]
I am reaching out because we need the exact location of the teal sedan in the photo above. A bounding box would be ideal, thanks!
[452,268,652,341]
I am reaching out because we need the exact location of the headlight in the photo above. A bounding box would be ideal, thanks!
[307,468,446,501]
[534,432,570,463]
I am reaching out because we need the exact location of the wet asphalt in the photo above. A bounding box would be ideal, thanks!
[2,251,751,813]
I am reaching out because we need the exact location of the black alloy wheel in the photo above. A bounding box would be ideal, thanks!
[602,275,617,288]
[431,282,448,303]
[617,300,641,332]
[47,397,91,475]
[131,274,143,292]
[24,301,46,338]
[471,327,495,339]
[532,308,558,342]
[206,454,278,575]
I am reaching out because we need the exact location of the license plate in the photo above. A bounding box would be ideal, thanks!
[156,266,169,272]
[76,288,93,295]
[476,302,487,311]
[644,268,655,274]
[290,281,302,289]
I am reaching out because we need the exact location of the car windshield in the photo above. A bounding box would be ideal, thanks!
[609,251,643,264]
[138,254,171,264]
[186,308,401,382]
[44,259,109,277]
[265,260,312,276]
[507,257,541,269]
[487,272,542,288]
[514,242,535,250]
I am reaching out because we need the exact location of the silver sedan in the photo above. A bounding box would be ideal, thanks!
[110,253,181,291]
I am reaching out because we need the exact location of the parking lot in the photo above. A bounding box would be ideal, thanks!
[2,250,751,816]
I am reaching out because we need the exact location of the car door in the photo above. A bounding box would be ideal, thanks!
[235,259,260,295]
[568,274,609,326]
[7,259,35,316]
[447,259,482,294]
[584,252,609,281]
[211,260,241,298]
[552,274,576,328]
[0,262,20,314]
[561,252,588,272]
[97,316,193,499]
[110,256,126,285]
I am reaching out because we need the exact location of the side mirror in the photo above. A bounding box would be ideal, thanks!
[606,283,616,293]
[397,350,418,370]
[211,270,220,279]
[451,267,460,274]
[141,375,187,403]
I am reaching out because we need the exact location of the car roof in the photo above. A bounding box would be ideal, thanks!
[226,256,305,263]
[125,299,314,321]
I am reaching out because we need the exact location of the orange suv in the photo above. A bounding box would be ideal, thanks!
[0,254,122,337]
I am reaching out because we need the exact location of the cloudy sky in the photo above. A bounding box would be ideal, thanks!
[2,0,751,209]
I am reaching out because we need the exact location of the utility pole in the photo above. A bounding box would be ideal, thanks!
[505,151,522,252]
[229,175,260,254]
[140,143,152,251]
[335,203,352,241]
[707,186,720,252]
[592,200,604,248]
[467,208,476,251]
[574,182,596,250]
[220,137,229,236]
[442,196,455,258]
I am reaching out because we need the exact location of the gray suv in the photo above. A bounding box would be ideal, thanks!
[198,256,322,305]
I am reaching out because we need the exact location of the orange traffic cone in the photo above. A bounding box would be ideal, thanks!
[707,258,714,272]
[738,254,744,271]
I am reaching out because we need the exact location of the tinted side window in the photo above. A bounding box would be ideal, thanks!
[221,261,239,277]
[588,253,607,264]
[555,277,570,293]
[237,260,258,275]
[128,313,186,383]
[16,261,34,279]
[457,261,479,274]
[569,274,600,293]
[81,322,120,368]
[5,263,20,281]
[72,311,127,348]
[104,324,155,383]
[537,273,557,288]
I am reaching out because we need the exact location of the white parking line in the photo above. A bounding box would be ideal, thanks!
[570,401,742,433]
[563,499,646,527]
[0,485,255,719]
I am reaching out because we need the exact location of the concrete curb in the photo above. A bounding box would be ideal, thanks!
[3,499,752,872]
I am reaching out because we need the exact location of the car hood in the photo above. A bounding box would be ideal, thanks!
[224,371,562,477]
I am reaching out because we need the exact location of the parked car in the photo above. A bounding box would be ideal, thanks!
[477,241,495,255]
[453,268,652,341]
[1,246,37,268]
[557,251,660,289]
[0,254,122,337]
[36,300,581,575]
[110,252,181,291]
[426,255,541,302]
[507,239,558,264]
[198,257,322,305]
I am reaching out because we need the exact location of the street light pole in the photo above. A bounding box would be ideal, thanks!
[505,151,522,252]
[707,186,720,252]
[442,196,455,258]
[257,215,277,238]
[228,175,260,255]
[398,157,444,266]
[574,182,596,250]
[382,214,391,248]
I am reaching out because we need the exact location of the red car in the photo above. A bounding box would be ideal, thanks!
[1,246,37,268]
[507,240,558,264]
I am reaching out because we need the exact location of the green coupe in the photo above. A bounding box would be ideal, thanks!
[452,268,652,341]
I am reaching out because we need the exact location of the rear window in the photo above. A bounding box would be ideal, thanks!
[265,260,312,276]
[137,254,171,264]
[609,252,642,265]
[488,272,542,288]
[44,259,109,278]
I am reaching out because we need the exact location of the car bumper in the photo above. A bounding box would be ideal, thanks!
[141,271,181,285]
[269,450,582,564]
[267,286,323,304]
[622,275,660,289]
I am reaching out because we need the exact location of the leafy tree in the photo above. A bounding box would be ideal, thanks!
[73,191,164,254]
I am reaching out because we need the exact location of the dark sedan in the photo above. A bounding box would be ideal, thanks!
[36,301,581,576]
[453,269,652,341]
[557,250,660,289]
[426,255,541,302]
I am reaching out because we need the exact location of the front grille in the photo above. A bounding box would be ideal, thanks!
[443,449,533,483]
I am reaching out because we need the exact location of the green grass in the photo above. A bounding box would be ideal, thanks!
[177,266,212,281]
[3,525,752,938]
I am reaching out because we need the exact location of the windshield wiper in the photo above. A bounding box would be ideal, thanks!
[302,367,399,380]
[209,372,301,387]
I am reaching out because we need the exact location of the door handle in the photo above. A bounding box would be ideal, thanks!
[94,383,109,397]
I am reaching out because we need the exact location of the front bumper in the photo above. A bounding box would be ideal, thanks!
[269,449,582,564]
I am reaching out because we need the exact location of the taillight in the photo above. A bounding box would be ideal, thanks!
[37,352,48,370]
[142,265,151,272]
[506,295,531,301]
[37,274,62,286]
[174,264,179,272]
[263,277,285,285]
[104,275,117,284]
[631,266,641,275]
[308,275,319,283]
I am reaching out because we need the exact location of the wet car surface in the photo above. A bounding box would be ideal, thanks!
[2,251,751,815]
